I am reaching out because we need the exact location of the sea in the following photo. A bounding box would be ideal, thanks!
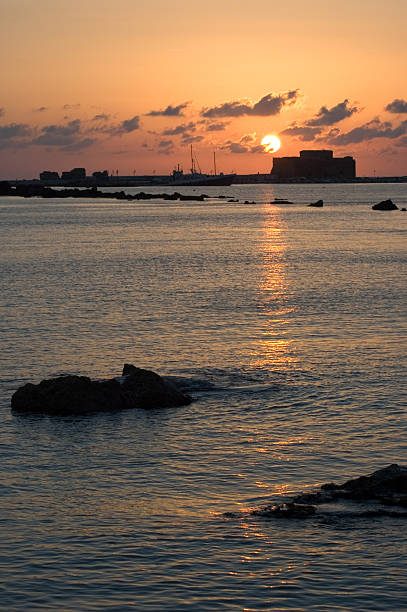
[0,183,406,611]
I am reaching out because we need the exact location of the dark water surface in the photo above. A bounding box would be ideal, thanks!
[1,184,406,611]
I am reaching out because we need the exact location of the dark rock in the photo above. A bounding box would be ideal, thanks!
[320,463,407,502]
[248,464,407,520]
[308,199,323,207]
[0,181,13,195]
[11,364,192,415]
[3,185,208,204]
[372,199,398,210]
[120,364,192,410]
[292,464,407,507]
[11,375,123,414]
[401,208,406,212]
[252,502,316,519]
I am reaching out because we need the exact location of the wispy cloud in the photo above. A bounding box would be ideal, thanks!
[281,124,322,141]
[33,106,47,113]
[92,113,110,121]
[385,99,407,114]
[63,103,81,110]
[0,123,32,140]
[306,99,359,126]
[157,139,174,154]
[205,122,228,131]
[222,132,264,154]
[32,120,82,146]
[147,103,189,117]
[117,115,140,134]
[60,138,96,152]
[326,118,407,145]
[162,122,196,136]
[201,90,300,118]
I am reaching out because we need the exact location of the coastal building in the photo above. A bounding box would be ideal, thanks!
[272,150,356,180]
[61,167,86,181]
[39,170,59,181]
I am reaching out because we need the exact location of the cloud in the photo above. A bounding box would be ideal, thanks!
[222,132,264,154]
[147,103,189,117]
[201,90,300,118]
[32,120,82,146]
[63,103,81,110]
[60,138,96,152]
[226,142,249,153]
[0,123,32,140]
[326,118,407,145]
[202,101,251,118]
[306,99,359,126]
[33,106,47,113]
[251,90,299,116]
[395,135,407,147]
[181,134,203,144]
[118,115,140,134]
[92,113,110,121]
[157,139,174,154]
[162,122,196,136]
[385,99,407,114]
[205,122,227,131]
[281,124,322,141]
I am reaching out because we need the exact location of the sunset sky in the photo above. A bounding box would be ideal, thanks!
[1,0,406,178]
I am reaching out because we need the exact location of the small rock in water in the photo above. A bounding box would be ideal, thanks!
[372,199,398,210]
[308,199,323,207]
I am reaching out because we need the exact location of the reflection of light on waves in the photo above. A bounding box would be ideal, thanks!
[254,205,296,369]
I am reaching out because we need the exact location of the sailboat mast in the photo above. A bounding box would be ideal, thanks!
[190,144,195,174]
[213,152,217,176]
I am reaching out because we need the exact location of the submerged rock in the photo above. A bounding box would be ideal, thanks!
[317,463,407,505]
[372,199,398,210]
[11,364,192,415]
[247,465,407,520]
[308,199,323,207]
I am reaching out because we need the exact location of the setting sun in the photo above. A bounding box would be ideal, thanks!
[261,135,281,153]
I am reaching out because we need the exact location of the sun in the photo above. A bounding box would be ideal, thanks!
[261,134,281,153]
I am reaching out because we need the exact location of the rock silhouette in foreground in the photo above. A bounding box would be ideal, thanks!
[308,199,323,207]
[247,464,407,519]
[11,364,192,415]
[372,199,398,210]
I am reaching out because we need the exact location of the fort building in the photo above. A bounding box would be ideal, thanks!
[272,150,356,180]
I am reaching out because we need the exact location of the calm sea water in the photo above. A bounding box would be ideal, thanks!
[1,183,406,611]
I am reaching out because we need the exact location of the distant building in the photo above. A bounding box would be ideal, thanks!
[61,167,86,181]
[272,150,356,179]
[92,170,109,179]
[39,170,59,181]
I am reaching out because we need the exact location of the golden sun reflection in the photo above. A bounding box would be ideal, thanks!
[252,205,296,370]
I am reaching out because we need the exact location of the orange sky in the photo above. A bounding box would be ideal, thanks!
[1,0,406,178]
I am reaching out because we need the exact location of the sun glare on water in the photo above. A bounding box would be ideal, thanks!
[261,135,281,153]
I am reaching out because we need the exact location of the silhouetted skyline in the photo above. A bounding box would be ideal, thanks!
[1,0,406,178]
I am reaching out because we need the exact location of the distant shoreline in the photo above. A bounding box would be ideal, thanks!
[3,175,407,188]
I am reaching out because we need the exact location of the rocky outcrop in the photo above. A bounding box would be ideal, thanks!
[372,199,398,210]
[316,463,407,505]
[11,364,192,415]
[2,184,208,202]
[308,199,323,207]
[245,465,407,520]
